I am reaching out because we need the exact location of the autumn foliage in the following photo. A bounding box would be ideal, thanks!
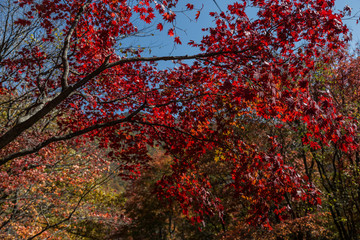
[0,0,359,239]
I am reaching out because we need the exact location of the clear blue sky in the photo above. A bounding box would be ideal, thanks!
[336,0,360,48]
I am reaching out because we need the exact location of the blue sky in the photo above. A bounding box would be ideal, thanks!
[336,0,360,47]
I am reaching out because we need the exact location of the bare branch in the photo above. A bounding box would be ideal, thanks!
[106,49,250,69]
[61,1,90,90]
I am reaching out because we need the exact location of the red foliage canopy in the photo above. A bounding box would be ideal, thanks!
[0,0,356,228]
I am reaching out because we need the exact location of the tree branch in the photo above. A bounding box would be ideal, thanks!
[0,48,249,152]
[61,1,91,90]
[0,102,146,165]
[106,49,249,69]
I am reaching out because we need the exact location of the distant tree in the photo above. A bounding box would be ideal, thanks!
[301,51,360,240]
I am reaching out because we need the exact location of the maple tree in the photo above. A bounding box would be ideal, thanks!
[0,0,357,238]
[115,51,360,240]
